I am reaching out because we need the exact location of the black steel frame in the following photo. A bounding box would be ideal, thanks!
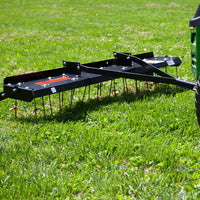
[0,52,195,102]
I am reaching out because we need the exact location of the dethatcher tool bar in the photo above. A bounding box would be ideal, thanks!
[0,51,195,103]
[0,52,180,102]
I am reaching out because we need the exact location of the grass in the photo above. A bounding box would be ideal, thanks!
[1,0,200,199]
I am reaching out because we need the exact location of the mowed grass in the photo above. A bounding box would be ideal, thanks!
[1,0,200,199]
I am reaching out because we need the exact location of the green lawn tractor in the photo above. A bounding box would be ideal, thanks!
[190,4,200,125]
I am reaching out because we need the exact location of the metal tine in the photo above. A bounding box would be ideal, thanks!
[125,78,128,93]
[70,89,75,107]
[113,81,116,96]
[42,96,46,120]
[15,100,18,118]
[34,98,37,119]
[23,101,30,117]
[146,81,149,90]
[59,92,62,113]
[61,92,64,109]
[123,78,128,93]
[49,95,53,116]
[99,82,102,97]
[135,80,139,93]
[96,83,100,102]
[109,80,113,97]
[82,86,87,102]
[88,85,90,100]
[123,78,125,93]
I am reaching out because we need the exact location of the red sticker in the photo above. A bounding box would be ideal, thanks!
[35,77,70,85]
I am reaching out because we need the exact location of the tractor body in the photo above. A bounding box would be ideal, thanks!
[190,4,200,80]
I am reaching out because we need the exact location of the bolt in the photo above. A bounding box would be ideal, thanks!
[12,88,18,93]
[1,93,6,97]
[17,82,22,86]
[63,61,67,66]
[127,56,131,60]
[113,52,117,57]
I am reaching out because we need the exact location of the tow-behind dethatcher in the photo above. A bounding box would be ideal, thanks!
[0,5,200,123]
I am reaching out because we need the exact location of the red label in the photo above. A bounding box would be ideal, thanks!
[35,77,70,85]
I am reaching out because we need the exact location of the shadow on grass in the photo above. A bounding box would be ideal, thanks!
[13,84,188,124]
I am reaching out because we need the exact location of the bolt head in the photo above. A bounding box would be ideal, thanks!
[12,88,18,92]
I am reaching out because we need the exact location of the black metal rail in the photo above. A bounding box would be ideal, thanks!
[0,51,195,102]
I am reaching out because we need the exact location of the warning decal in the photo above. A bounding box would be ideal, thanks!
[35,77,70,85]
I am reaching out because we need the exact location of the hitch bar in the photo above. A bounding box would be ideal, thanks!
[79,52,196,90]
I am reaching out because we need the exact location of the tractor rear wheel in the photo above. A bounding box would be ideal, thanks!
[195,76,200,125]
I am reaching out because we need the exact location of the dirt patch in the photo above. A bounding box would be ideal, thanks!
[99,4,110,8]
[146,3,161,8]
[165,3,180,8]
[146,3,181,8]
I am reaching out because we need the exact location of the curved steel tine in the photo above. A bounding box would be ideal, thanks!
[100,82,102,97]
[42,97,46,120]
[88,85,90,99]
[59,92,62,113]
[123,78,125,93]
[109,80,113,97]
[15,100,18,118]
[49,95,53,116]
[97,83,99,102]
[113,81,116,96]
[70,89,75,107]
[82,86,87,102]
[135,80,139,93]
[62,92,64,109]
[34,98,37,119]
[124,78,128,93]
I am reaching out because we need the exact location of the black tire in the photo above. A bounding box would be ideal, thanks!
[195,76,200,125]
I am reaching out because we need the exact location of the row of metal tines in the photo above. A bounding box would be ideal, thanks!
[11,78,146,120]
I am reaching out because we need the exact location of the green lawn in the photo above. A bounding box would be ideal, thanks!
[1,0,200,199]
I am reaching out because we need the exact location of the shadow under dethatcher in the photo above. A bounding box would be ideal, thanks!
[13,84,187,124]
